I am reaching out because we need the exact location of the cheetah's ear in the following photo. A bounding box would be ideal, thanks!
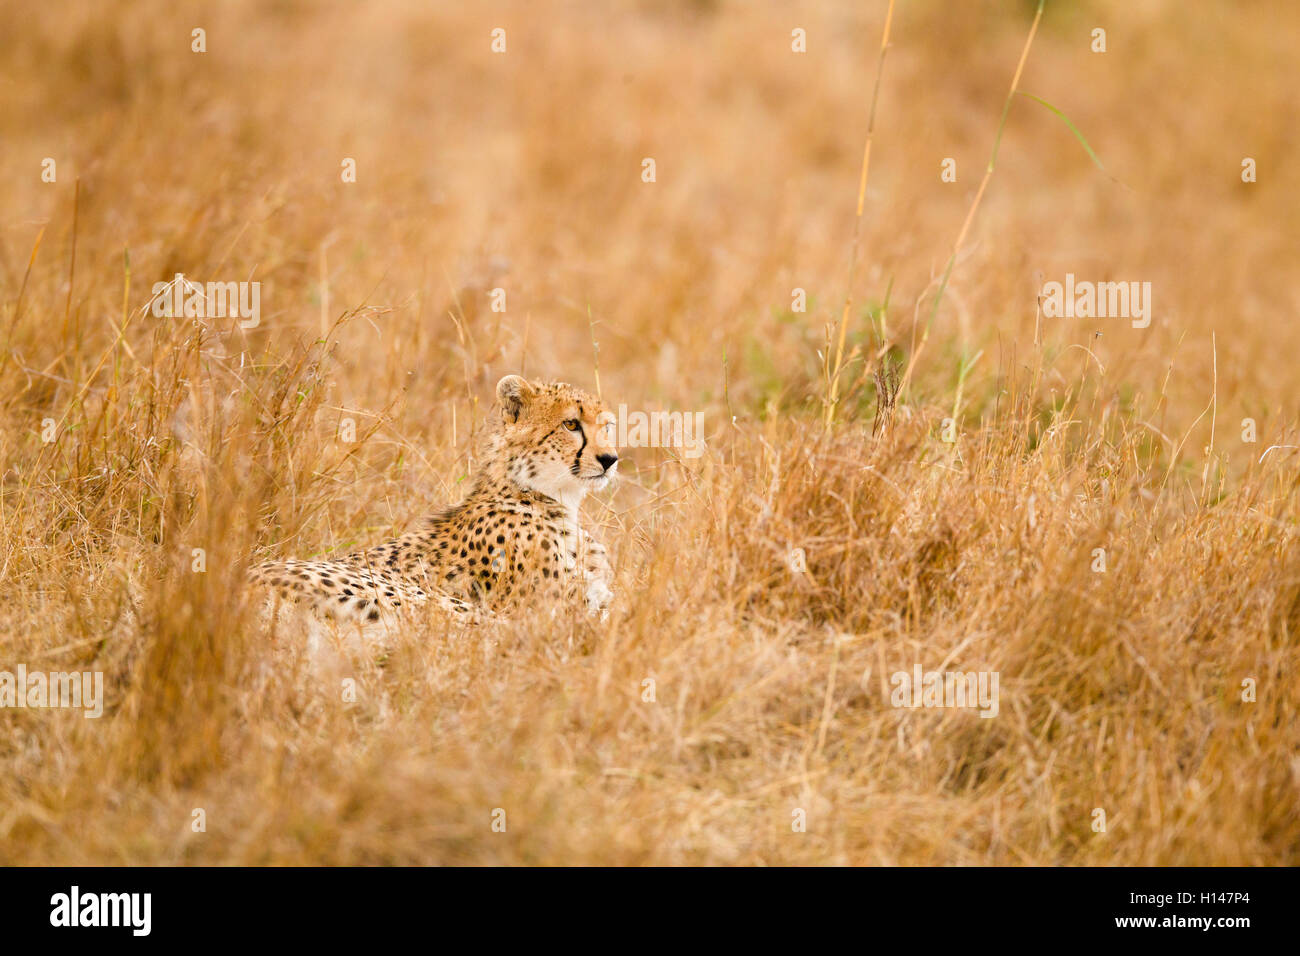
[496,374,535,423]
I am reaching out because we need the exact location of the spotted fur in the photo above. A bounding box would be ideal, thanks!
[249,376,619,625]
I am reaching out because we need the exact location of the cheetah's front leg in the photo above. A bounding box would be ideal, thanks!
[577,527,614,617]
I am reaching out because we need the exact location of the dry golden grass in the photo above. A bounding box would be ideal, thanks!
[0,0,1297,865]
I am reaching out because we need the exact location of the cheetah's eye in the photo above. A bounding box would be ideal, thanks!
[563,419,581,432]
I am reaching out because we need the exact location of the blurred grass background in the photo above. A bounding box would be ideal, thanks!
[0,0,1296,864]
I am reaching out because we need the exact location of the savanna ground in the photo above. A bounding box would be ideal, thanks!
[0,0,1297,865]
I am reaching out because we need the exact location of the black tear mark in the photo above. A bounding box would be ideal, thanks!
[572,421,587,473]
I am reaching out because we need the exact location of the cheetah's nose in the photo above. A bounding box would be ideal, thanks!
[596,453,619,472]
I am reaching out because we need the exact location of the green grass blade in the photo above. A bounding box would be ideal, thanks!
[1015,90,1107,172]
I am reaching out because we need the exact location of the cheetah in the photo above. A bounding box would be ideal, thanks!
[249,375,619,626]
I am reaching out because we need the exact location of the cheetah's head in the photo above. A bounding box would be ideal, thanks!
[493,375,619,507]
